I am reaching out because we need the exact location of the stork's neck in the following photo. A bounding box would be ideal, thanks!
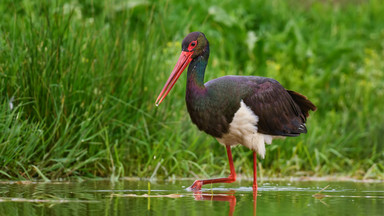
[187,47,209,89]
[187,57,207,88]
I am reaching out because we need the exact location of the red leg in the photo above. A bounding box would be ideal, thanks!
[253,189,257,216]
[253,151,258,191]
[188,145,236,191]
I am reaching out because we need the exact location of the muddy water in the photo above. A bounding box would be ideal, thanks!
[0,179,383,215]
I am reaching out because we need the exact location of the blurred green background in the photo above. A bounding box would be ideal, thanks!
[0,0,383,181]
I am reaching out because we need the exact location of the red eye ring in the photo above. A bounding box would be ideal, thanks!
[188,40,197,51]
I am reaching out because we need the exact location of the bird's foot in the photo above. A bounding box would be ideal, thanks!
[187,180,203,191]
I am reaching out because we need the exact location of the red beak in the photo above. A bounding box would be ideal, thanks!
[155,51,194,106]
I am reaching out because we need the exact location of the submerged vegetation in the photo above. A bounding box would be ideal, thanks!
[0,0,383,180]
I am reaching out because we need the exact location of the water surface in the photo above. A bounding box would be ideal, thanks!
[0,179,383,215]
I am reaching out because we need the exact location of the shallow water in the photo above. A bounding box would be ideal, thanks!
[0,179,383,215]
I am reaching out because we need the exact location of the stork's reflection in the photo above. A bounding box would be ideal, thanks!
[192,189,258,216]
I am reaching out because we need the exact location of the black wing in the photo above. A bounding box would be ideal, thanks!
[243,78,316,137]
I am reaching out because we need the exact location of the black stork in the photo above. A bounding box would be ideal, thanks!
[155,32,316,191]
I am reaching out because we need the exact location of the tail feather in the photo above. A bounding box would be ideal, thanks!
[287,90,317,118]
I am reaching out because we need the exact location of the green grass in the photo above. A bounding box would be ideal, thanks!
[1,0,383,180]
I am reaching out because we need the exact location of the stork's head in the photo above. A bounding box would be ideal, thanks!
[155,32,209,106]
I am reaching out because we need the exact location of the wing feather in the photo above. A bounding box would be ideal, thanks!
[242,78,316,136]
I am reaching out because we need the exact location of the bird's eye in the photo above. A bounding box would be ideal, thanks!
[188,40,197,51]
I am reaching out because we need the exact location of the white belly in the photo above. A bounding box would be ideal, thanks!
[216,100,274,158]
